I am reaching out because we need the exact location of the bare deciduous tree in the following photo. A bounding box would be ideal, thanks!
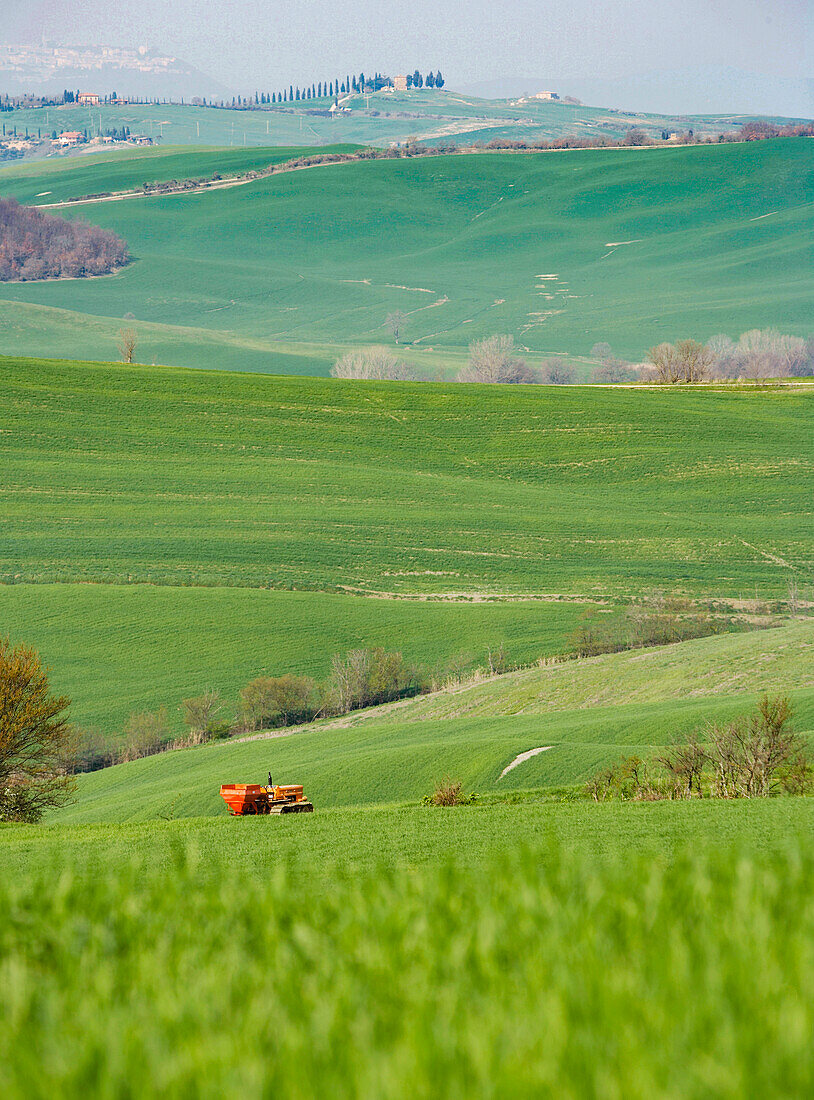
[117,328,137,364]
[648,339,713,383]
[331,347,414,380]
[456,335,537,384]
[180,690,223,740]
[591,358,638,384]
[385,310,407,344]
[540,357,575,384]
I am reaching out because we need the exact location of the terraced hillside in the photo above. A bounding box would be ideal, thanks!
[49,622,814,823]
[0,138,810,369]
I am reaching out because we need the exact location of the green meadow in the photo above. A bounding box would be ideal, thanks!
[1,803,812,1098]
[1,138,811,369]
[46,621,814,824]
[3,357,811,599]
[0,583,586,739]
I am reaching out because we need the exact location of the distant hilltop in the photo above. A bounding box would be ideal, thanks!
[0,44,226,98]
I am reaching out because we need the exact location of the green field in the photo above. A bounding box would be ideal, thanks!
[3,357,811,598]
[47,621,813,824]
[1,802,812,1098]
[1,138,811,369]
[0,583,587,739]
[2,89,813,1096]
[0,143,360,205]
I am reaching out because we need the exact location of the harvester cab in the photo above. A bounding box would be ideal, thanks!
[220,777,314,816]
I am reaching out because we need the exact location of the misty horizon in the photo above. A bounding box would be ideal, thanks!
[1,0,809,93]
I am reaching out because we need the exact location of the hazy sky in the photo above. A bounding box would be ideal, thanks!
[2,0,811,90]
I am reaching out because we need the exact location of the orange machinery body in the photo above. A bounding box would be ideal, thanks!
[220,783,314,815]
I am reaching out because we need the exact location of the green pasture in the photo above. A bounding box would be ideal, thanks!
[0,144,360,205]
[343,620,814,726]
[48,623,814,824]
[1,139,811,368]
[0,583,586,738]
[0,805,811,1098]
[3,357,811,599]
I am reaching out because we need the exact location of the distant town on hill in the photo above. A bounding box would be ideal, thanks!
[0,43,227,99]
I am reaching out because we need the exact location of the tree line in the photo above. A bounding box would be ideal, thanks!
[0,197,129,282]
[332,329,814,386]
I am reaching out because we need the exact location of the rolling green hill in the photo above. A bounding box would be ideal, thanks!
[0,583,586,739]
[7,90,798,154]
[48,621,814,823]
[4,357,811,599]
[1,138,811,369]
[3,355,810,745]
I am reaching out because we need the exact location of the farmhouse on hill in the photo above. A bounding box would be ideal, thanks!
[393,74,408,91]
[76,92,101,106]
[58,131,83,146]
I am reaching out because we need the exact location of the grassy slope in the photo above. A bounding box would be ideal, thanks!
[3,358,811,599]
[1,139,811,368]
[341,620,814,725]
[0,583,586,738]
[0,144,360,205]
[50,623,814,824]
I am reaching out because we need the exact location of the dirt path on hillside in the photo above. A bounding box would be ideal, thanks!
[499,746,553,778]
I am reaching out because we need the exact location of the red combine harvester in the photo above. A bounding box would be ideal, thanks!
[220,782,314,816]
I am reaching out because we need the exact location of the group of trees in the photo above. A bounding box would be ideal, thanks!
[331,327,813,389]
[404,71,445,89]
[586,695,813,802]
[224,70,445,108]
[71,646,430,774]
[471,118,814,153]
[649,331,814,383]
[0,197,129,282]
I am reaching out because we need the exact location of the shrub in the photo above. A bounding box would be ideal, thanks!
[239,675,317,730]
[424,777,477,806]
[70,727,116,773]
[180,690,225,742]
